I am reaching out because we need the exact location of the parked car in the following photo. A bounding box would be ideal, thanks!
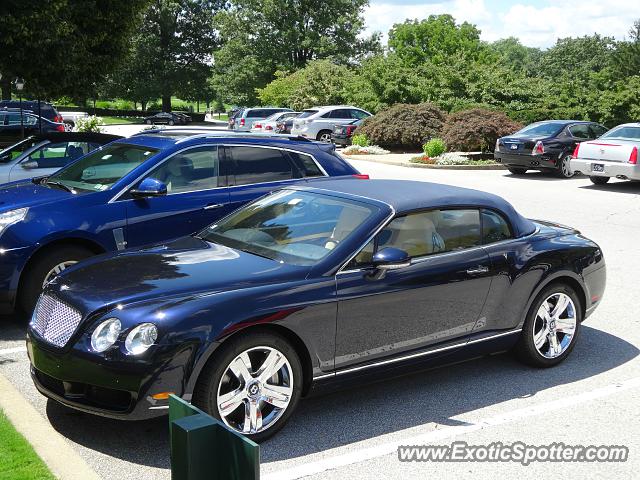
[275,117,296,134]
[227,108,245,130]
[232,108,293,132]
[291,106,371,142]
[333,119,364,146]
[0,131,361,313]
[143,112,190,126]
[26,179,605,441]
[0,132,120,184]
[0,100,63,124]
[570,122,640,185]
[495,120,608,178]
[250,111,300,133]
[0,108,66,148]
[58,111,89,129]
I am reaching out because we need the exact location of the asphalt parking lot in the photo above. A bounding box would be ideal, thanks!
[1,161,639,480]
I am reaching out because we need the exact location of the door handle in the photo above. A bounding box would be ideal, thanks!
[466,265,489,275]
[203,203,224,210]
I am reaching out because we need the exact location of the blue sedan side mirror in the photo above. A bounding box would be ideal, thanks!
[130,177,167,198]
[372,247,411,270]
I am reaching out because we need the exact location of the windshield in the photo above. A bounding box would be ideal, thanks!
[513,122,564,137]
[600,126,640,140]
[200,190,379,266]
[0,137,40,163]
[47,143,158,193]
[297,110,318,119]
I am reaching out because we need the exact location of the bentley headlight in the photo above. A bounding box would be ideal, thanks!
[91,318,121,352]
[0,208,28,236]
[125,323,158,355]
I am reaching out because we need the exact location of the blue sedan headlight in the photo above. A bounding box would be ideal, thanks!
[91,318,121,352]
[0,207,28,236]
[125,323,158,355]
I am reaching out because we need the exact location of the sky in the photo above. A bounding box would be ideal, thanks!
[364,0,639,49]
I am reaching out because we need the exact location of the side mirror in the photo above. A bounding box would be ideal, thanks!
[21,160,38,170]
[130,177,167,198]
[372,247,411,271]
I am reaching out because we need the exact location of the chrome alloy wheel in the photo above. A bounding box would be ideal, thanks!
[318,132,332,143]
[532,292,577,358]
[216,346,294,435]
[560,155,574,178]
[42,261,78,287]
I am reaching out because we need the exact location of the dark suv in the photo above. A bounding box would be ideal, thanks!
[495,120,608,178]
[0,109,66,147]
[0,100,63,124]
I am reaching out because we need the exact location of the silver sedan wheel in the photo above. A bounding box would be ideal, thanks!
[561,155,574,178]
[42,261,78,287]
[532,292,577,358]
[318,132,332,143]
[216,346,294,435]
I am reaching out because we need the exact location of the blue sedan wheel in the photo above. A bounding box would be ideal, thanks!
[193,331,303,441]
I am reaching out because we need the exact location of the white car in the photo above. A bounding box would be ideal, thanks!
[570,123,640,184]
[250,111,300,133]
[0,132,120,184]
[291,105,371,142]
[59,111,89,129]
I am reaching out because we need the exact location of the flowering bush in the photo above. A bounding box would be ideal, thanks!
[74,116,104,133]
[423,138,446,157]
[342,145,390,155]
[435,153,494,165]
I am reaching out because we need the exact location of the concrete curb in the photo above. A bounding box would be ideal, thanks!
[342,155,504,170]
[0,371,102,480]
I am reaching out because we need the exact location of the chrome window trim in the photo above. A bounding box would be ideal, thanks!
[108,143,328,203]
[312,329,522,380]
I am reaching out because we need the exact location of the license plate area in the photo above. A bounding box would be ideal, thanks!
[591,163,605,172]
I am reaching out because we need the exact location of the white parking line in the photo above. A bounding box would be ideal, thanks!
[0,346,27,356]
[263,376,640,480]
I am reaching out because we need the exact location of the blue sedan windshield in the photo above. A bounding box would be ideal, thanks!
[202,190,379,266]
[48,144,158,192]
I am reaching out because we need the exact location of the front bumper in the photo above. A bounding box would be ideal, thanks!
[571,158,640,180]
[26,331,193,420]
[0,245,33,312]
[495,152,558,170]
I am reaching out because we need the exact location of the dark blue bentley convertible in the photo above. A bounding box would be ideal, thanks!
[27,179,606,440]
[0,131,359,312]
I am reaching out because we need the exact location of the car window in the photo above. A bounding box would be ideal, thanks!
[600,126,640,140]
[513,122,564,137]
[0,137,40,163]
[230,146,295,185]
[568,124,591,139]
[349,209,481,267]
[202,189,379,266]
[590,124,608,138]
[298,110,318,119]
[146,146,219,194]
[481,209,512,244]
[26,141,91,168]
[351,109,369,120]
[331,109,352,119]
[288,151,324,178]
[7,113,37,126]
[49,144,158,193]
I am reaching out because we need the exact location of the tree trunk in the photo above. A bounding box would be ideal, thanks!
[162,95,171,112]
[1,79,11,100]
[141,101,147,113]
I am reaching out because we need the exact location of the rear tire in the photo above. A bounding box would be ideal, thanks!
[192,330,303,442]
[508,167,527,175]
[556,155,575,178]
[514,283,582,368]
[316,130,333,143]
[168,120,175,126]
[145,119,153,125]
[19,246,94,314]
[590,176,610,185]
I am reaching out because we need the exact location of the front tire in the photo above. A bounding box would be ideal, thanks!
[192,330,303,442]
[19,245,94,313]
[508,167,527,175]
[590,176,610,185]
[515,283,582,368]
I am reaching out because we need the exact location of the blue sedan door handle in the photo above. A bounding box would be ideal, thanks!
[466,265,489,275]
[203,203,224,210]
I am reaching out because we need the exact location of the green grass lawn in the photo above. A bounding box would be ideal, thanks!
[101,116,143,125]
[0,410,54,480]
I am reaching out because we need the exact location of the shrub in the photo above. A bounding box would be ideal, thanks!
[351,134,370,147]
[423,138,446,157]
[442,108,522,152]
[74,116,104,133]
[342,145,390,155]
[356,103,446,150]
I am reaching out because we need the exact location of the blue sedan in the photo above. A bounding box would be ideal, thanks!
[0,131,360,312]
[27,179,605,441]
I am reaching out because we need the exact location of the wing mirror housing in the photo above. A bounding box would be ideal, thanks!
[21,160,38,170]
[130,177,167,198]
[372,247,411,270]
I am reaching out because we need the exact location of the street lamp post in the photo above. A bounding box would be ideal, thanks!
[14,78,25,140]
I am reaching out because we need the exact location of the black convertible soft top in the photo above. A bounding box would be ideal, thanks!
[300,178,537,238]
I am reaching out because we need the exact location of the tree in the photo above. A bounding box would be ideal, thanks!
[0,0,149,101]
[613,19,640,78]
[490,37,541,76]
[213,0,380,105]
